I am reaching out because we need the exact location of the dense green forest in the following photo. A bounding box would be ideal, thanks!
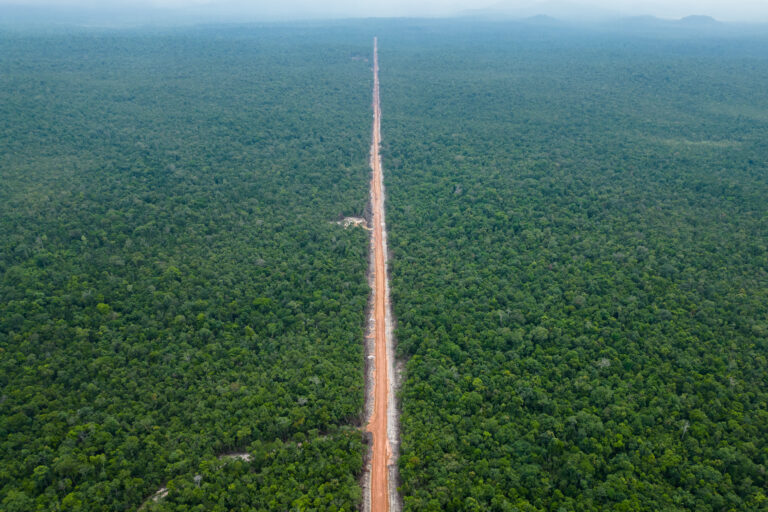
[381,24,768,511]
[0,27,373,511]
[3,18,768,512]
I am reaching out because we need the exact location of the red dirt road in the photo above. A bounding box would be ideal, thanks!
[366,37,392,512]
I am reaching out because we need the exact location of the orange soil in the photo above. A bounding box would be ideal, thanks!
[366,37,391,512]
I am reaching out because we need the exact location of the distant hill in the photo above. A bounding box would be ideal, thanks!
[605,13,749,37]
[678,15,721,25]
[522,14,562,25]
[458,1,620,22]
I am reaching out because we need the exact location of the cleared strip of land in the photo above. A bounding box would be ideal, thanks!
[365,36,397,512]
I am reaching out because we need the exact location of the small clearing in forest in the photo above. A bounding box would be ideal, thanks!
[336,217,370,229]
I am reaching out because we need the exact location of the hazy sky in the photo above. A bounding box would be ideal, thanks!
[1,0,767,22]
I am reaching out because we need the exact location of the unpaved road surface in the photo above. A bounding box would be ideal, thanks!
[366,37,396,512]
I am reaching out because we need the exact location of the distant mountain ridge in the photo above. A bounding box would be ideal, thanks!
[615,14,723,26]
[458,2,728,24]
[458,1,620,21]
[456,2,768,26]
[1,2,767,29]
[679,15,720,25]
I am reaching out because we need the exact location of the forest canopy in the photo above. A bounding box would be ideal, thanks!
[1,19,768,512]
[0,27,374,511]
[381,23,768,511]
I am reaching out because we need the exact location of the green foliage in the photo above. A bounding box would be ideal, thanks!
[382,25,768,511]
[0,27,373,510]
[3,19,768,512]
[144,430,363,512]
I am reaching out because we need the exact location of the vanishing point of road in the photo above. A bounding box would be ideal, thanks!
[366,36,396,512]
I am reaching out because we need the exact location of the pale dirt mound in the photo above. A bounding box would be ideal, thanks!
[336,216,370,229]
[218,452,252,462]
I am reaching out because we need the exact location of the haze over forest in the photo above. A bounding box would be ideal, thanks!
[1,0,767,25]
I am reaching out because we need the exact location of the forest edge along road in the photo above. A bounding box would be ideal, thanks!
[365,37,398,512]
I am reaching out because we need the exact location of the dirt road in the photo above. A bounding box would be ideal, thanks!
[366,36,396,512]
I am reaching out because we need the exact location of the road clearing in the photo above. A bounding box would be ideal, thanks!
[365,37,399,512]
